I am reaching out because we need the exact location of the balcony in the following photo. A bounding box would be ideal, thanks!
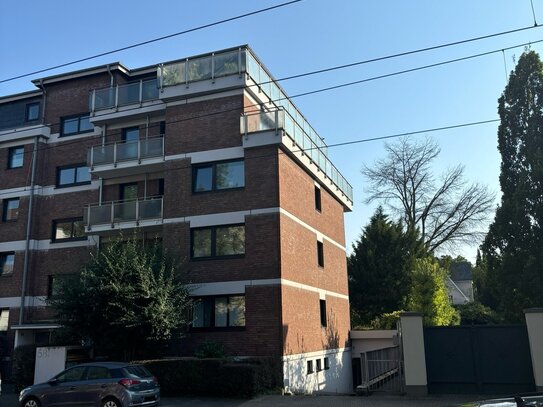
[87,137,165,178]
[89,79,163,124]
[240,109,353,209]
[84,197,163,233]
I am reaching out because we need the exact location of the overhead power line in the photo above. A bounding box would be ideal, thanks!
[19,36,541,148]
[0,0,303,84]
[0,117,500,199]
[274,24,543,84]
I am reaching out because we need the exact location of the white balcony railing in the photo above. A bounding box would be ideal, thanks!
[87,137,164,169]
[89,78,159,112]
[240,109,353,202]
[84,197,163,228]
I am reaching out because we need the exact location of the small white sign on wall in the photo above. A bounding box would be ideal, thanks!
[34,347,67,384]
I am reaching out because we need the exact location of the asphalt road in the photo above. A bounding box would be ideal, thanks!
[0,391,485,407]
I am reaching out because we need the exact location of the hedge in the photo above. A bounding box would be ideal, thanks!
[12,344,37,391]
[135,357,281,398]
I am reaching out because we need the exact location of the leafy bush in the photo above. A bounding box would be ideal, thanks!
[136,357,281,398]
[370,310,404,329]
[194,340,225,359]
[456,302,501,325]
[12,345,37,391]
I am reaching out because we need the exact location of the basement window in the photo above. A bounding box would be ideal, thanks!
[307,360,314,375]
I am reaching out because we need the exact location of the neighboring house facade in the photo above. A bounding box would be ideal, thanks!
[446,262,474,305]
[0,46,353,393]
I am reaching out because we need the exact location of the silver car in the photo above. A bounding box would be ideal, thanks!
[19,362,160,407]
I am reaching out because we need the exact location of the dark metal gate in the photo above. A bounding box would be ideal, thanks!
[424,325,535,394]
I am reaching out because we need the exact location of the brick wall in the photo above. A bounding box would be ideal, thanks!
[172,285,282,357]
[281,285,350,355]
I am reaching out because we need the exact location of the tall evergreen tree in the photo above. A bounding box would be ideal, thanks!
[481,50,543,321]
[348,207,424,326]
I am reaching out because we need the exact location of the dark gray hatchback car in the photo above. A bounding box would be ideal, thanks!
[19,362,160,407]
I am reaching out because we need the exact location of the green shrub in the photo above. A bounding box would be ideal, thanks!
[456,302,500,325]
[370,310,404,329]
[12,345,37,391]
[136,357,281,398]
[194,340,225,359]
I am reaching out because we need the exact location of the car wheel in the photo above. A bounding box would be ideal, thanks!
[102,398,121,407]
[22,397,40,407]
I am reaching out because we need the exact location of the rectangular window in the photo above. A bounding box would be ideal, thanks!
[8,146,24,168]
[193,159,244,192]
[315,186,322,212]
[316,359,322,372]
[320,299,327,327]
[191,225,245,259]
[3,198,20,221]
[48,274,75,298]
[317,241,324,267]
[0,252,15,276]
[52,218,86,242]
[192,295,246,329]
[61,114,93,136]
[56,164,91,187]
[307,360,314,375]
[0,309,9,333]
[25,102,40,122]
[324,357,329,370]
[122,126,139,142]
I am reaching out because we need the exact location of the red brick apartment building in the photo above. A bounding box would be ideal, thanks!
[0,46,354,393]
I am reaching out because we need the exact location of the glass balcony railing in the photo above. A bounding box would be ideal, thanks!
[87,137,164,168]
[241,109,353,202]
[84,197,163,227]
[89,78,159,112]
[158,47,355,201]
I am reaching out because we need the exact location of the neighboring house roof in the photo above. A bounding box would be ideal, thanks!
[449,262,472,281]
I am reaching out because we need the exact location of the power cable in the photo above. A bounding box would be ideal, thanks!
[18,36,542,152]
[0,117,501,199]
[0,0,303,84]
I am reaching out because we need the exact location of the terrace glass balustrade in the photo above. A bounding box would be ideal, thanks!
[84,197,163,228]
[87,136,164,169]
[241,109,353,202]
[158,47,353,200]
[89,78,159,112]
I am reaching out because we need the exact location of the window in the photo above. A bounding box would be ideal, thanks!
[307,360,314,375]
[0,309,9,333]
[55,366,87,383]
[191,225,245,259]
[316,359,322,372]
[317,241,324,267]
[61,114,93,136]
[320,299,327,327]
[25,102,40,122]
[192,295,245,328]
[3,198,20,221]
[52,218,86,242]
[0,253,14,276]
[324,357,330,370]
[48,274,75,298]
[193,160,244,192]
[56,164,91,187]
[87,366,112,380]
[8,146,24,168]
[315,186,321,212]
[122,126,139,142]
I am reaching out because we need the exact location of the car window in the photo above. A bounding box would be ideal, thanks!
[55,366,86,382]
[123,365,152,378]
[86,366,112,380]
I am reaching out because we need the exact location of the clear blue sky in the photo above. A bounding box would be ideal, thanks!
[2,0,542,261]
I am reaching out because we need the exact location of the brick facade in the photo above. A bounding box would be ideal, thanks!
[0,47,352,391]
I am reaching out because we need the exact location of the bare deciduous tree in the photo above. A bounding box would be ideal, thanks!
[362,137,494,252]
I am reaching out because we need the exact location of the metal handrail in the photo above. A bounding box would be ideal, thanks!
[84,196,163,228]
[87,136,164,168]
